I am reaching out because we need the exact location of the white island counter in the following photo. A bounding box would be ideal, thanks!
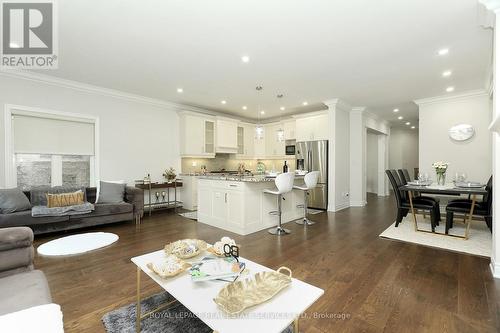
[197,176,304,235]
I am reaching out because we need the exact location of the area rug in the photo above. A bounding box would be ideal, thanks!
[178,211,197,220]
[37,232,119,256]
[379,215,491,258]
[102,292,293,333]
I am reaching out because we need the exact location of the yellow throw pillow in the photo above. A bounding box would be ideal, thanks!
[46,191,85,208]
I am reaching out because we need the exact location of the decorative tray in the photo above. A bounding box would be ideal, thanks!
[165,239,208,259]
[147,256,191,278]
[455,182,484,188]
[213,266,292,315]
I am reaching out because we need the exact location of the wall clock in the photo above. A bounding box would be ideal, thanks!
[448,124,475,141]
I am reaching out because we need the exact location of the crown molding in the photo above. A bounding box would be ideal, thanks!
[479,0,500,12]
[413,89,489,106]
[351,106,366,114]
[323,98,352,111]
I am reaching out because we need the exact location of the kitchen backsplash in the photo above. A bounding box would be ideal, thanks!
[181,155,296,174]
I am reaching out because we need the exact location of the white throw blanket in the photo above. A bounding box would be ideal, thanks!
[0,303,64,332]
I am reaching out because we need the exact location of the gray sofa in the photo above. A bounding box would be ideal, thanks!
[0,186,144,235]
[0,227,52,315]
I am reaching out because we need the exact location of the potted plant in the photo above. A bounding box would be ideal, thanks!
[432,161,449,186]
[163,167,177,183]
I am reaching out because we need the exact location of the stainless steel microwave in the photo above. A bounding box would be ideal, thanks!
[285,145,296,155]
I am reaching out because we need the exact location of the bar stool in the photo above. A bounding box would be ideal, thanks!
[264,172,295,235]
[294,171,319,226]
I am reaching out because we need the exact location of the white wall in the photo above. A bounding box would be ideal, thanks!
[366,132,378,193]
[389,128,419,178]
[0,74,181,187]
[417,92,492,182]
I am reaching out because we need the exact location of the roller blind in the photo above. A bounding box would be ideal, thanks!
[13,114,95,155]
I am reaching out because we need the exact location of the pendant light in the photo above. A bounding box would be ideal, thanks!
[276,93,285,142]
[255,86,264,140]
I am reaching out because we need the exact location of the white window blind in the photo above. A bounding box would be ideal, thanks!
[13,114,95,155]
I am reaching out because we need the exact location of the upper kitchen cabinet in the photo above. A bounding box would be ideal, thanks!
[294,111,329,142]
[265,123,286,157]
[216,118,238,153]
[236,123,255,158]
[179,112,216,158]
[283,120,296,140]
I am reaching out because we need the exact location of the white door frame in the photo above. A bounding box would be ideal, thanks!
[3,104,100,187]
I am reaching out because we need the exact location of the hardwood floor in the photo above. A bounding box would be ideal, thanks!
[33,193,500,333]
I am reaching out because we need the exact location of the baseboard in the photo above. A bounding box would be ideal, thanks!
[350,200,367,207]
[490,258,500,279]
[334,202,350,211]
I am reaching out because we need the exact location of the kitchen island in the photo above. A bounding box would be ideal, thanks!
[197,175,304,235]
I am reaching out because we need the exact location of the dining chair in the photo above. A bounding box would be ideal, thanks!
[386,170,440,230]
[445,176,493,234]
[397,168,440,222]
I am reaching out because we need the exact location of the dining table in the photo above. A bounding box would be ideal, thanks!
[400,183,488,240]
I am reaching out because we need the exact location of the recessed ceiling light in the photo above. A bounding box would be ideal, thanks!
[241,55,250,63]
[405,122,411,126]
[221,100,227,104]
[302,101,308,106]
[393,108,399,113]
[280,106,285,111]
[176,88,183,93]
[446,86,455,92]
[398,116,403,120]
[442,70,452,77]
[438,48,449,56]
[260,110,265,115]
[242,106,247,110]
[9,42,20,48]
[411,126,416,129]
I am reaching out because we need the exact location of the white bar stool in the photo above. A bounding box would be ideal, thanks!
[294,171,320,226]
[264,172,295,235]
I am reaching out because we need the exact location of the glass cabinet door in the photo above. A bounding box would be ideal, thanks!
[204,121,214,154]
[237,126,244,154]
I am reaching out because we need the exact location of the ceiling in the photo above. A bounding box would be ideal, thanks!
[33,0,492,125]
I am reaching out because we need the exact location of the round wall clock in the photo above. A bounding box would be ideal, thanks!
[448,124,475,141]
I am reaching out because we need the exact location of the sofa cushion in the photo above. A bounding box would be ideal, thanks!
[0,270,52,315]
[30,186,86,206]
[0,211,69,228]
[0,303,64,333]
[97,181,125,204]
[0,188,32,214]
[73,202,133,218]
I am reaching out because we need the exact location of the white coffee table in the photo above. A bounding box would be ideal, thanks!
[132,249,324,333]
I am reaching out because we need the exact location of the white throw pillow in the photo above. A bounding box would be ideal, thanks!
[96,180,125,203]
[0,303,64,333]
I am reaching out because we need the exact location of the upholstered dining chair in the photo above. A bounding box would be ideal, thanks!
[445,176,493,233]
[386,170,440,231]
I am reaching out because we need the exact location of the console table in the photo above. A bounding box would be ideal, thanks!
[135,181,183,216]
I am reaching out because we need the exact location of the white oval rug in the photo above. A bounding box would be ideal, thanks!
[37,232,119,256]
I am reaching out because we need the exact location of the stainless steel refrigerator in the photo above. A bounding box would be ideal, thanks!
[295,140,328,210]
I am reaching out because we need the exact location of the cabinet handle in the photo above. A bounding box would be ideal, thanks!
[229,184,237,187]
[225,193,227,203]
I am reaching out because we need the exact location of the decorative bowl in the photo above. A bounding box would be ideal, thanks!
[147,256,191,279]
[213,266,292,315]
[207,237,237,257]
[164,239,207,259]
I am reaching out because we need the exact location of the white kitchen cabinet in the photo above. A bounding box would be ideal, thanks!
[265,123,286,157]
[179,112,215,158]
[216,118,238,153]
[236,123,255,158]
[284,120,296,140]
[211,189,227,226]
[253,126,266,157]
[295,112,329,142]
[179,175,198,211]
[226,189,244,228]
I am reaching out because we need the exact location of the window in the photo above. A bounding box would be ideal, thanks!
[15,154,91,190]
[9,110,97,189]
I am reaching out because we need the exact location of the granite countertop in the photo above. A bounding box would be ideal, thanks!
[195,174,305,183]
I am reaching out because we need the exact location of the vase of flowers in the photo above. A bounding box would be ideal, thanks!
[432,161,449,186]
[163,167,176,183]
